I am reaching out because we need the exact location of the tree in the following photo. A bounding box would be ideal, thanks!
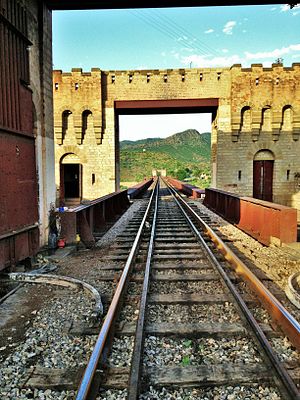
[275,57,283,65]
[176,168,187,181]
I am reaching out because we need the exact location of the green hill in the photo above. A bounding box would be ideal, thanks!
[120,129,211,187]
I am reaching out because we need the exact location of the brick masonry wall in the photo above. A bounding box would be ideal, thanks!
[53,64,300,214]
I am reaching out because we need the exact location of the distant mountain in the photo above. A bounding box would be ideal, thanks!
[120,129,211,185]
[120,137,163,148]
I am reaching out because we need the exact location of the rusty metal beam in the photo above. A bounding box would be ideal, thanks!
[204,188,297,245]
[0,223,38,241]
[59,190,130,246]
[127,178,153,199]
[115,99,218,115]
[115,98,218,110]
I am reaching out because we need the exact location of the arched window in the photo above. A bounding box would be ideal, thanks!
[82,110,92,142]
[62,110,72,143]
[261,107,272,132]
[281,105,293,131]
[241,106,251,132]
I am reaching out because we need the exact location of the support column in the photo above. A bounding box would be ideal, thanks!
[231,112,240,142]
[272,109,281,141]
[94,115,102,144]
[293,110,300,141]
[54,123,62,144]
[73,114,82,145]
[251,109,261,141]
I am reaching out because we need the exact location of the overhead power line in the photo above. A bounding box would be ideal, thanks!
[129,9,219,59]
[151,9,219,57]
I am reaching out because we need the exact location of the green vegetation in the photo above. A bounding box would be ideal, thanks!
[120,129,211,188]
[181,355,191,366]
[182,339,193,348]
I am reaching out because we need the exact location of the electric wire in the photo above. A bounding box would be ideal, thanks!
[129,9,217,58]
[151,9,219,56]
[130,10,206,56]
[129,9,219,58]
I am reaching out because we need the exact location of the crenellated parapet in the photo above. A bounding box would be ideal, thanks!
[53,64,300,145]
[230,63,300,142]
[53,68,103,146]
[53,63,300,208]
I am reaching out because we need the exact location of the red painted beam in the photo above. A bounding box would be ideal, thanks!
[127,178,154,199]
[238,197,297,246]
[204,188,297,246]
[115,98,218,110]
[59,190,130,246]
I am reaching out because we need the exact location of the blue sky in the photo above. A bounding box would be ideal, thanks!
[52,4,300,139]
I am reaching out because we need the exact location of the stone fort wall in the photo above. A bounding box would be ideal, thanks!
[53,64,300,212]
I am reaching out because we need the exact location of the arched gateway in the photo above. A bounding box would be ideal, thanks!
[53,64,300,211]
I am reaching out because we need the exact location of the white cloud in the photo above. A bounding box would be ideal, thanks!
[204,28,214,34]
[179,43,300,69]
[181,53,243,68]
[161,51,166,57]
[281,4,300,12]
[245,44,300,60]
[223,21,236,35]
[281,4,290,12]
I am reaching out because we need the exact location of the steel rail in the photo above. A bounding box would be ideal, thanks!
[76,179,158,400]
[165,180,300,400]
[127,179,159,400]
[166,180,300,349]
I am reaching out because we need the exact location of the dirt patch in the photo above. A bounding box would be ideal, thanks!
[0,284,58,361]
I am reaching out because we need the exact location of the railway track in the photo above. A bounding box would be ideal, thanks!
[76,178,300,400]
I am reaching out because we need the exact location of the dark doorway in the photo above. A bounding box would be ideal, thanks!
[63,164,81,200]
[253,160,274,202]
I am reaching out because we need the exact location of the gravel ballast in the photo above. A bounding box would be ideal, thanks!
[147,303,240,324]
[143,336,262,367]
[139,385,282,400]
[0,287,97,399]
[1,194,299,399]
